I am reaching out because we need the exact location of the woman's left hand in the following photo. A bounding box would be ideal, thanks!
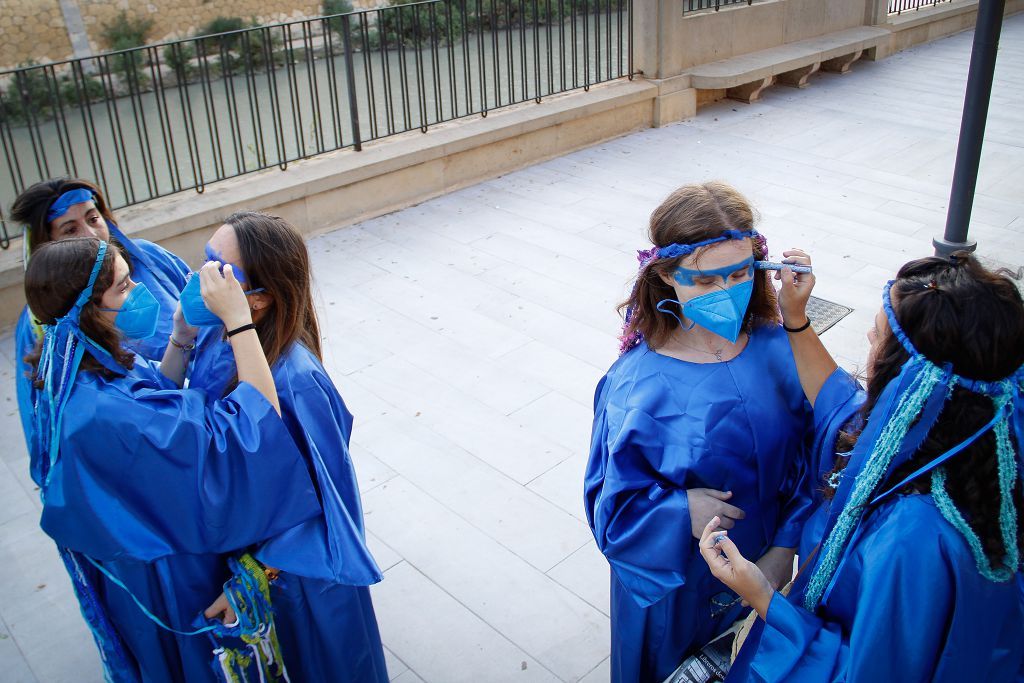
[171,300,199,345]
[204,592,238,626]
[699,516,775,619]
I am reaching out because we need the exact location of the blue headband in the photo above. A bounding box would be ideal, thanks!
[653,229,758,262]
[46,188,96,223]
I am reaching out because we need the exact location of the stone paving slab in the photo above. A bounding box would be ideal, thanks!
[1,14,1022,683]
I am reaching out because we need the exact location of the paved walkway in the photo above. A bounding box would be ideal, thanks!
[1,15,1022,683]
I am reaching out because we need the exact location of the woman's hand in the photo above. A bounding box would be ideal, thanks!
[687,489,746,539]
[203,592,238,626]
[200,261,251,330]
[699,516,775,619]
[171,299,199,346]
[775,248,815,329]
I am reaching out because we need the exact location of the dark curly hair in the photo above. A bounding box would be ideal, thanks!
[827,253,1024,570]
[23,237,135,382]
[618,181,779,350]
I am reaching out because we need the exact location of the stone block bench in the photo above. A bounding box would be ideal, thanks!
[686,26,891,104]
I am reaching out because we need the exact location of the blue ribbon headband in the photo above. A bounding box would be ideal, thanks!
[646,229,758,264]
[46,188,96,223]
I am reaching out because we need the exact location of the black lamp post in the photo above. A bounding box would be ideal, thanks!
[936,0,1006,257]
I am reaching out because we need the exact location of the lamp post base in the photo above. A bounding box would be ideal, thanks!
[933,236,977,258]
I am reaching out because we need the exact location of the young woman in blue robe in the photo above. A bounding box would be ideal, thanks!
[12,178,190,453]
[700,250,1024,681]
[585,182,814,683]
[23,237,325,682]
[186,211,388,683]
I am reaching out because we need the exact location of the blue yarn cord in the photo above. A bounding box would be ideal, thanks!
[804,361,945,610]
[84,556,219,637]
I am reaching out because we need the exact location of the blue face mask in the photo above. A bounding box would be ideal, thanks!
[179,272,264,327]
[99,283,161,340]
[657,279,754,344]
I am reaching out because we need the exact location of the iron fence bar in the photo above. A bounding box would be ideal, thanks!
[225,35,246,173]
[171,43,204,193]
[429,4,443,124]
[70,61,105,186]
[322,19,344,149]
[341,14,363,152]
[124,50,157,199]
[17,70,51,182]
[149,46,183,194]
[97,55,134,205]
[0,1,634,248]
[44,64,75,176]
[412,7,429,132]
[261,26,287,171]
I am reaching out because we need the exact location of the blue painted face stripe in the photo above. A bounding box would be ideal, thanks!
[672,256,754,287]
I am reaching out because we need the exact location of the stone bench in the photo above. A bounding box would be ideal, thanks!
[686,26,891,104]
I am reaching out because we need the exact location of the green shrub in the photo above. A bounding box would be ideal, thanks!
[379,0,463,48]
[1,64,55,121]
[162,42,196,83]
[59,72,106,106]
[198,16,247,53]
[100,10,154,50]
[99,11,153,91]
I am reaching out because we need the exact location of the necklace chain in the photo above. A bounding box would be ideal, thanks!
[672,330,740,362]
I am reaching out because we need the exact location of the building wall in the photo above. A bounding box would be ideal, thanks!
[0,0,73,70]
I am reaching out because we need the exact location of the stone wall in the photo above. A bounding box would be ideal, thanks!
[0,0,73,70]
[0,0,387,71]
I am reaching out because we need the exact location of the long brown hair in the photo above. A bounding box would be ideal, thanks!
[23,238,135,382]
[226,211,321,381]
[618,181,779,349]
[829,253,1024,566]
[10,177,118,248]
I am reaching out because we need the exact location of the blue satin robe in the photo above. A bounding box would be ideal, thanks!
[728,494,1024,682]
[729,366,1024,681]
[586,325,814,683]
[189,328,388,683]
[38,359,324,682]
[15,237,189,452]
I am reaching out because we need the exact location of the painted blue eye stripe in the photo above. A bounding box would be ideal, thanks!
[672,257,754,286]
[204,244,250,284]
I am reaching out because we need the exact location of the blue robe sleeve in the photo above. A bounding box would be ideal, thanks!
[810,368,865,485]
[746,503,956,682]
[769,433,813,550]
[41,377,324,562]
[587,399,695,608]
[14,307,40,456]
[254,350,381,586]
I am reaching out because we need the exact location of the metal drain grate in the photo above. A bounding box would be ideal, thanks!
[807,296,853,335]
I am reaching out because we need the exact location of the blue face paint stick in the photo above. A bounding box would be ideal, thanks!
[754,261,813,274]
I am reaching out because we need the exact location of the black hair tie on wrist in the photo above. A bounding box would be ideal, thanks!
[783,318,812,334]
[226,323,256,338]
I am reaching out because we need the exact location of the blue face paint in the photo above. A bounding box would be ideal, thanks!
[672,256,754,287]
[204,244,250,285]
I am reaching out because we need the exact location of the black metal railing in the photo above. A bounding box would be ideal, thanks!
[684,0,753,12]
[0,0,632,249]
[888,0,953,14]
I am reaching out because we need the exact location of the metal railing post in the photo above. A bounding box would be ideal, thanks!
[341,14,363,152]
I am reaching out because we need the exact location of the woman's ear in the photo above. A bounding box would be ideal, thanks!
[249,291,273,312]
[656,267,677,289]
